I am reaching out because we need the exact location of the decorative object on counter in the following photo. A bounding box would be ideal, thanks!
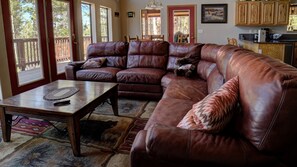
[272,34,282,40]
[227,38,238,46]
[201,4,228,23]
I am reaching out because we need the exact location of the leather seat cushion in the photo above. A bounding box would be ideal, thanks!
[76,67,122,82]
[117,68,166,84]
[163,78,208,102]
[161,72,200,90]
[144,98,196,130]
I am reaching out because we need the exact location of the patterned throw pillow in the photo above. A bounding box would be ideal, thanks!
[81,57,107,69]
[177,76,239,133]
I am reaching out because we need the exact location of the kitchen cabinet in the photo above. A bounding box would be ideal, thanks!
[235,0,289,26]
[275,1,289,25]
[248,1,261,25]
[242,40,294,66]
[261,1,274,25]
[243,41,285,61]
[235,2,248,25]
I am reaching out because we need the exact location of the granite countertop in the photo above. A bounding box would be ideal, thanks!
[242,39,295,44]
[239,33,297,44]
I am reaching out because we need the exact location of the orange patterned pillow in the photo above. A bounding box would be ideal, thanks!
[177,76,239,133]
[81,57,107,69]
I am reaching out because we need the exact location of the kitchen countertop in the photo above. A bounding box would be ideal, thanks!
[241,39,296,44]
[239,33,297,44]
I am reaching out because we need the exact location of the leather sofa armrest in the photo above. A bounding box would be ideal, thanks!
[65,61,85,80]
[145,124,277,166]
[68,60,85,67]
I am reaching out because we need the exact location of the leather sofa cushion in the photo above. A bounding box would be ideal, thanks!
[163,79,208,102]
[207,67,224,94]
[127,41,169,69]
[161,72,200,91]
[117,68,166,84]
[119,83,162,93]
[226,50,297,153]
[200,44,222,63]
[145,98,196,130]
[167,43,203,71]
[86,42,128,68]
[76,67,121,82]
[197,60,216,80]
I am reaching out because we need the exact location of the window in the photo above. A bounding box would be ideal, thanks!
[100,6,110,42]
[81,3,93,58]
[141,9,161,35]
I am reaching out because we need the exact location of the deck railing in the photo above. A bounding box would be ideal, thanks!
[13,36,92,71]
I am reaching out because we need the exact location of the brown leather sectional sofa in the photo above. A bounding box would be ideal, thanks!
[65,41,297,167]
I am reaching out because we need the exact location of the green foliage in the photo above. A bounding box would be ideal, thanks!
[9,0,71,39]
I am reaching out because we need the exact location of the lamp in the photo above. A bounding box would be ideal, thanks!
[145,0,163,10]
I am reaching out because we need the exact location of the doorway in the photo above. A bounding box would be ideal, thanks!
[168,5,196,43]
[1,0,76,95]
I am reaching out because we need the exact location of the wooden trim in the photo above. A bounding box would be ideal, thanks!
[167,5,196,43]
[0,0,50,95]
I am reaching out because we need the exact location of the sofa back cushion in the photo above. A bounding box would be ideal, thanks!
[86,42,128,68]
[167,43,203,71]
[226,50,297,153]
[127,41,169,69]
[199,44,224,94]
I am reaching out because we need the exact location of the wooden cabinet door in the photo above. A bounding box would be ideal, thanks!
[261,1,275,25]
[235,2,248,25]
[248,2,261,25]
[275,1,289,25]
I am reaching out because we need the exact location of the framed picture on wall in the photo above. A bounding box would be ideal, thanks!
[201,4,228,23]
[127,11,135,18]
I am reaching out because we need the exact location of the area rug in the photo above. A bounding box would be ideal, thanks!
[0,98,158,167]
[118,119,148,153]
[106,154,130,167]
[140,101,158,119]
[42,114,133,151]
[11,117,51,136]
[94,98,148,117]
[0,132,33,161]
[0,138,112,167]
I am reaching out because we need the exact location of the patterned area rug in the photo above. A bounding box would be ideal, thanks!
[42,114,133,151]
[0,138,112,167]
[11,117,51,136]
[0,98,157,167]
[94,98,148,117]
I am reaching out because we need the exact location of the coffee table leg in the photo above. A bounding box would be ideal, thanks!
[67,117,81,156]
[0,107,12,142]
[110,89,118,116]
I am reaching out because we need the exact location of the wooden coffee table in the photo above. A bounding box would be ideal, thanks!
[0,80,118,156]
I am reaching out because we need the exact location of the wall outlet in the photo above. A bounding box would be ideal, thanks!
[198,29,203,34]
[258,49,262,54]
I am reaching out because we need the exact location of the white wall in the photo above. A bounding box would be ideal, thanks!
[121,0,297,45]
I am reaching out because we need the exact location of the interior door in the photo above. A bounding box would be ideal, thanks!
[46,0,77,81]
[1,0,50,95]
[168,5,196,43]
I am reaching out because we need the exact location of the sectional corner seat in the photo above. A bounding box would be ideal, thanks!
[65,41,297,167]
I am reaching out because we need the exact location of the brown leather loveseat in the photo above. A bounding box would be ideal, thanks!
[65,42,297,167]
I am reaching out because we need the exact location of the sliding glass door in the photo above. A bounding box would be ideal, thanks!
[1,0,76,94]
[1,0,49,94]
[47,0,76,80]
